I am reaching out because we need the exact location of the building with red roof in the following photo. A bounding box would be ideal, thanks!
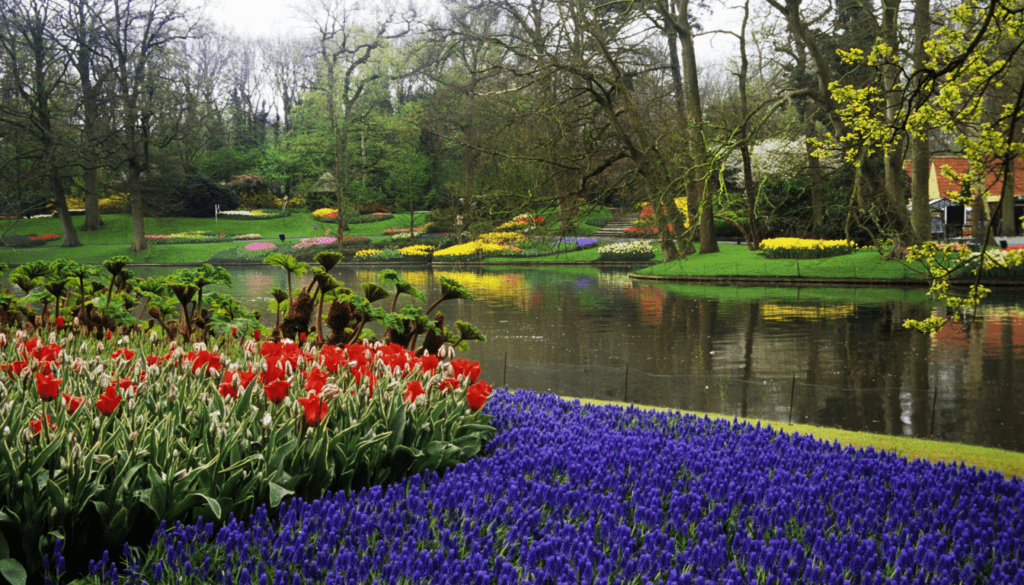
[903,156,1024,202]
[904,157,1024,236]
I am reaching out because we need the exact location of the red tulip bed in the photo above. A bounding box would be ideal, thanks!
[0,329,495,584]
[0,256,496,584]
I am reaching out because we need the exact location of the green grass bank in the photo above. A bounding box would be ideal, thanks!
[575,397,1024,480]
[632,243,932,283]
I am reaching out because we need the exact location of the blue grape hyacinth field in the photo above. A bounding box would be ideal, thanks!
[81,389,1024,584]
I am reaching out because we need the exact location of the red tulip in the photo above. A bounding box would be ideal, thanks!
[264,379,290,404]
[62,392,86,414]
[304,366,328,394]
[111,349,135,362]
[35,372,61,402]
[404,380,424,403]
[95,386,121,416]
[450,358,481,383]
[466,380,493,410]
[297,392,329,425]
[29,414,57,435]
[254,330,261,341]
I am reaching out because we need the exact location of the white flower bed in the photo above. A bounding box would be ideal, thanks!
[598,240,654,255]
[597,239,656,261]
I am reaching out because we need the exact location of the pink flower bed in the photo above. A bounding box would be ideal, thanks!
[244,242,277,251]
[293,236,337,249]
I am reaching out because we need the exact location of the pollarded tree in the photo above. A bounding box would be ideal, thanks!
[104,0,194,252]
[0,0,82,246]
[62,0,114,231]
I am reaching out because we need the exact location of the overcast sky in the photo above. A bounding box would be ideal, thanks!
[200,0,742,68]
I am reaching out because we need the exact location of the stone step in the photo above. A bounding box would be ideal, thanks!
[592,210,640,236]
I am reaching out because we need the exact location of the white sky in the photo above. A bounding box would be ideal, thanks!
[199,0,742,66]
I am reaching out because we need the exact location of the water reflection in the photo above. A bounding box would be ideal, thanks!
[130,265,1024,452]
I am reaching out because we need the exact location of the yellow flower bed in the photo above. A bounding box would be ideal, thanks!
[478,232,525,245]
[313,208,338,219]
[399,245,436,257]
[434,241,510,259]
[355,249,383,259]
[760,237,857,259]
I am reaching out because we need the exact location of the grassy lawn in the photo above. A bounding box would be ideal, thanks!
[577,397,1024,479]
[635,242,930,280]
[2,212,428,264]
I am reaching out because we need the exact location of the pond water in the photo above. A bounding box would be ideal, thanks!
[134,264,1024,452]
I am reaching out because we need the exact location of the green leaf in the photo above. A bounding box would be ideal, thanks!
[29,437,63,478]
[0,531,9,559]
[44,480,66,519]
[141,467,167,518]
[233,384,254,415]
[438,276,472,301]
[194,493,223,520]
[0,558,27,585]
[387,403,406,448]
[267,439,297,472]
[361,283,389,303]
[268,482,292,508]
[453,436,482,458]
[103,507,129,549]
[385,446,417,484]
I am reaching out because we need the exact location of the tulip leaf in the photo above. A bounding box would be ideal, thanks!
[385,446,417,484]
[103,507,129,549]
[233,384,254,415]
[268,482,292,508]
[387,403,406,448]
[171,493,222,521]
[453,436,482,458]
[267,438,296,473]
[142,467,168,518]
[29,438,63,478]
[0,558,27,585]
[44,480,66,519]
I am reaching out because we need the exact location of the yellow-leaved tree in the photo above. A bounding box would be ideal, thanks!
[825,0,1024,334]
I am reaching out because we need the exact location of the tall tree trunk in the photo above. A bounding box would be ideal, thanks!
[81,165,103,230]
[737,0,761,247]
[128,163,147,252]
[676,0,718,254]
[665,19,695,256]
[882,0,911,245]
[803,101,825,228]
[50,167,82,247]
[909,0,932,243]
[73,0,105,232]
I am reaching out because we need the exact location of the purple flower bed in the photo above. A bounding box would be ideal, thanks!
[78,390,1024,584]
[556,237,598,249]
